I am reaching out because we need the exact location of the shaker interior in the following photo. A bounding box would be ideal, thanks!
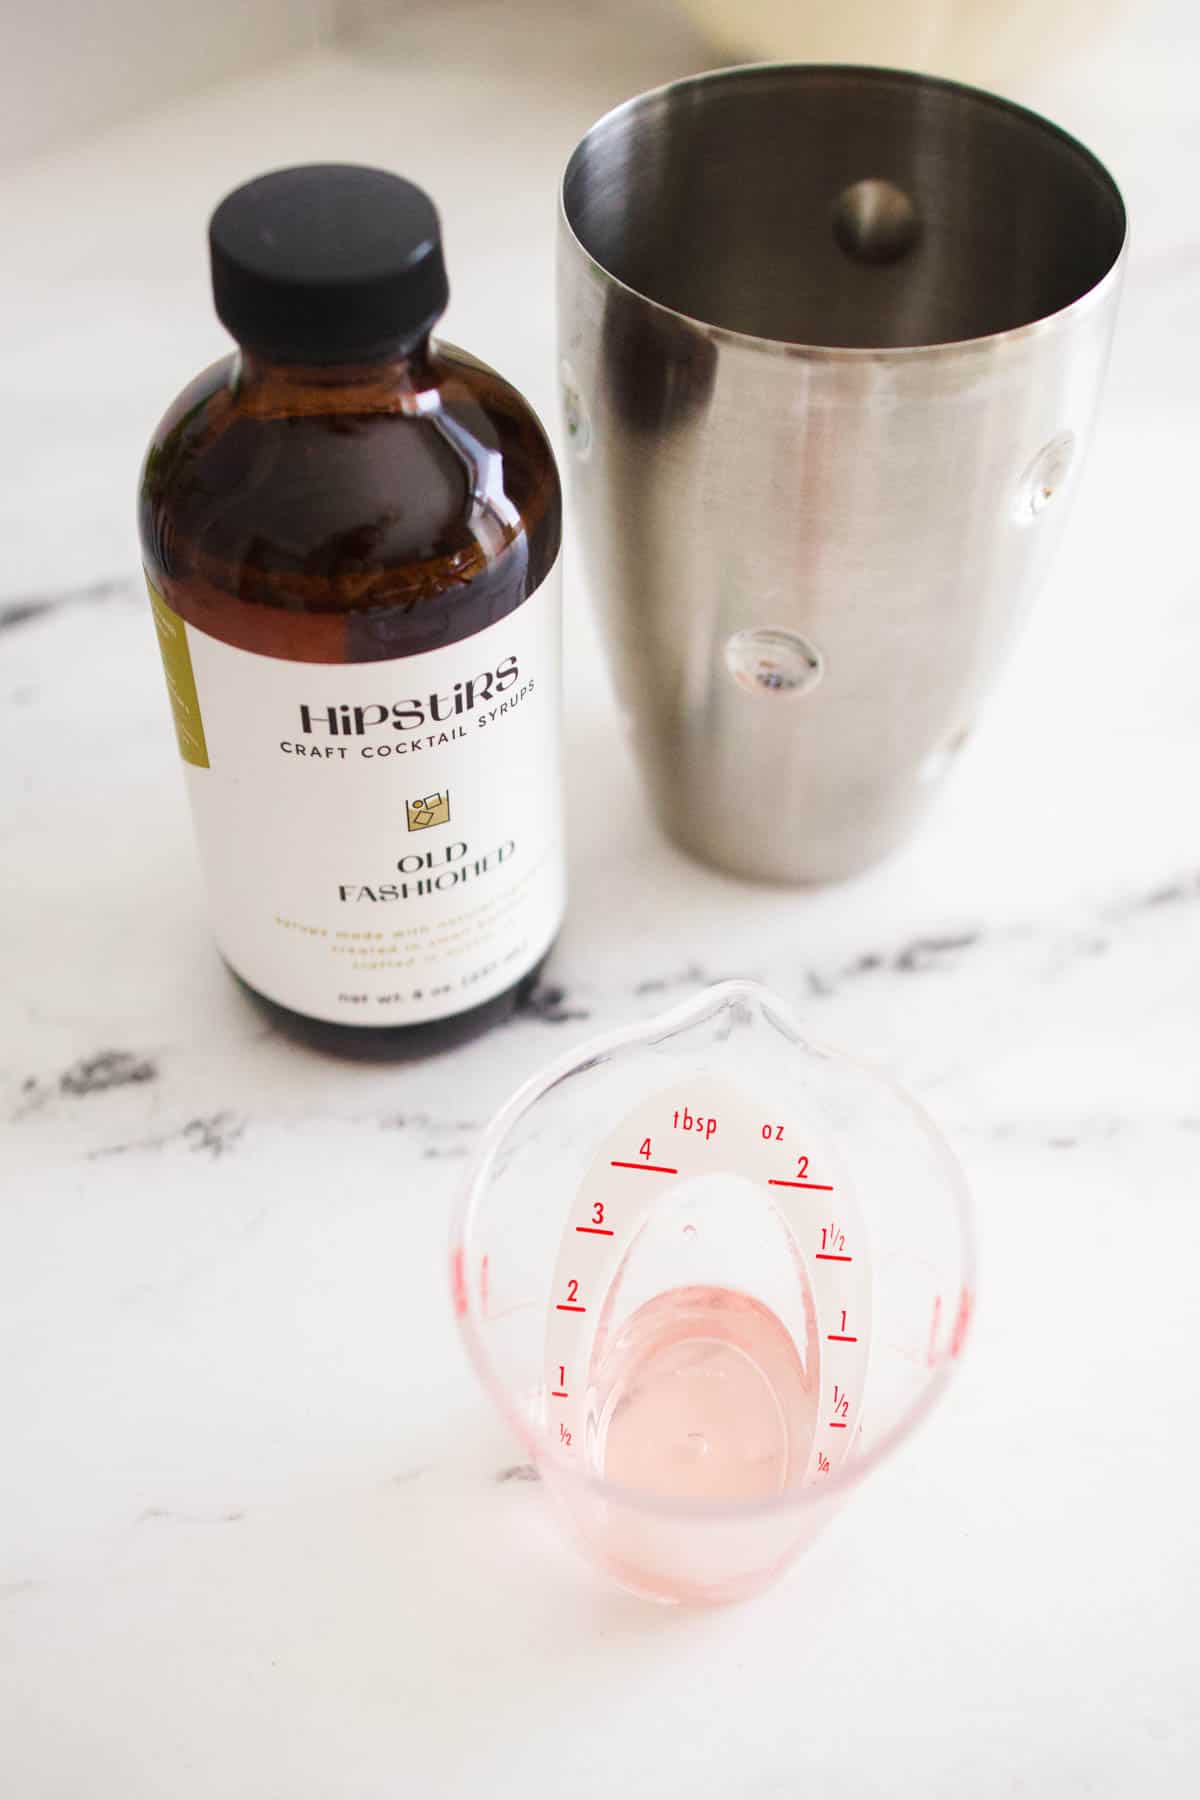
[562,65,1126,349]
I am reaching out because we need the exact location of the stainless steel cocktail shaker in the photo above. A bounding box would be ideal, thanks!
[558,66,1126,882]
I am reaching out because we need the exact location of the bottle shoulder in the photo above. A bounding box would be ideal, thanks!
[138,343,561,663]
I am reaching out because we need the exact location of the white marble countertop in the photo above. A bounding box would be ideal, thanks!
[2,8,1198,1795]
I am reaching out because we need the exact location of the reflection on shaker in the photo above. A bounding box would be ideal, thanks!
[724,627,824,699]
[599,286,717,435]
[1014,431,1077,523]
[559,358,592,459]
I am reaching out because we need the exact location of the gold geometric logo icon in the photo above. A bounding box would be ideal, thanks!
[406,790,451,831]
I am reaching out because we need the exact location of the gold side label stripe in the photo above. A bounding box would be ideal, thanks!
[146,577,209,769]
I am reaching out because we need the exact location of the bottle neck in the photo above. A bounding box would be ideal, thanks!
[233,337,439,414]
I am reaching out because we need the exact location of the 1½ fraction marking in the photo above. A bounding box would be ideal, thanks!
[816,1220,852,1263]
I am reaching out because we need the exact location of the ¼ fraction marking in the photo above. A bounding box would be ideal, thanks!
[815,1253,852,1262]
[768,1179,835,1191]
[556,1304,586,1313]
[575,1226,615,1235]
[611,1161,678,1174]
[826,1333,858,1342]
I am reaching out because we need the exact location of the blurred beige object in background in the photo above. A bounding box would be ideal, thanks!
[674,0,1121,92]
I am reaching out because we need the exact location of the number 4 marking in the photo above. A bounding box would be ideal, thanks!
[639,1138,652,1161]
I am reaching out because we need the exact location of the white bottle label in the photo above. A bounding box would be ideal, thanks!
[150,567,564,1027]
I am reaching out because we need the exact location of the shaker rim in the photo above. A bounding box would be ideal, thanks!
[559,61,1129,364]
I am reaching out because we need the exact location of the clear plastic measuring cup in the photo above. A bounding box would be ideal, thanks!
[452,982,974,1604]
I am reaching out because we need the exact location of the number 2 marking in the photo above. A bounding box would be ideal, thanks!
[796,1154,809,1179]
[556,1279,586,1314]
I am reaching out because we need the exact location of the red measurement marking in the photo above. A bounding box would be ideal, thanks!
[449,1246,468,1319]
[575,1226,615,1235]
[817,1452,831,1473]
[826,1333,858,1342]
[611,1161,678,1174]
[815,1253,853,1262]
[828,1421,848,1428]
[950,1288,972,1358]
[556,1304,586,1313]
[551,1390,569,1398]
[769,1179,835,1191]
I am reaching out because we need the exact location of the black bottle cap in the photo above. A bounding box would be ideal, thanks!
[208,164,449,363]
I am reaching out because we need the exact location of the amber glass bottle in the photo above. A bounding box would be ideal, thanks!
[139,166,563,1059]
